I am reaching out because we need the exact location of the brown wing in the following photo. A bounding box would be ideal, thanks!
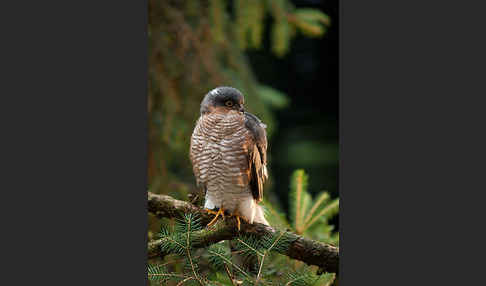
[244,112,268,202]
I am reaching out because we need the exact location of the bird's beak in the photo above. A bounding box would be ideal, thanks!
[239,106,245,113]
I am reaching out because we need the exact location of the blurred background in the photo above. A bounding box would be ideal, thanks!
[148,0,338,232]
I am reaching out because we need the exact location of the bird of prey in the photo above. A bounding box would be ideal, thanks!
[190,86,269,229]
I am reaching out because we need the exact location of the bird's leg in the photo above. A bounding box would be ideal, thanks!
[236,216,241,231]
[230,211,245,231]
[207,206,225,227]
[206,209,219,215]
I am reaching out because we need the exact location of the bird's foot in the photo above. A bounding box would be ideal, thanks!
[206,207,225,227]
[206,209,219,215]
[236,215,241,231]
[230,213,247,231]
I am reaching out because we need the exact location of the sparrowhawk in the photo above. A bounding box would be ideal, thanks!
[190,86,270,228]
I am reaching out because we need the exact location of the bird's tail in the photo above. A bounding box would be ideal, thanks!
[239,198,270,226]
[252,203,269,226]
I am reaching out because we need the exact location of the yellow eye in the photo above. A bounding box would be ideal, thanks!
[225,101,233,107]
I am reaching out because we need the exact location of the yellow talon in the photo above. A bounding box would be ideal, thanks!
[236,216,241,231]
[206,207,243,231]
[206,209,218,215]
[207,207,225,227]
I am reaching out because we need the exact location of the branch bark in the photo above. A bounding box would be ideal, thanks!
[147,192,339,273]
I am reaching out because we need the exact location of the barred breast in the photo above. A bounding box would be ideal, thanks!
[190,110,253,213]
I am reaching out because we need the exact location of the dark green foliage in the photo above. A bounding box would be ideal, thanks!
[148,264,188,284]
[148,171,338,286]
[207,243,230,271]
[148,0,330,199]
[284,269,335,286]
[148,1,336,284]
[176,213,204,235]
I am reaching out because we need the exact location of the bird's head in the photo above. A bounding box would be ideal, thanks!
[200,86,245,115]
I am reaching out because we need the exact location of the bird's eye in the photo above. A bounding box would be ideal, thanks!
[225,101,234,107]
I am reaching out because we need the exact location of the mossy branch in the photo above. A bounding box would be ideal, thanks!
[148,192,339,273]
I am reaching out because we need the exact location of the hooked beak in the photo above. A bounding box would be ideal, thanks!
[239,105,245,113]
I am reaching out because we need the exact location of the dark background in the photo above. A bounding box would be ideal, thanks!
[147,0,339,232]
[248,0,339,216]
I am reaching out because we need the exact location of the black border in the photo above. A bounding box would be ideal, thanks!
[341,0,485,284]
[2,0,485,284]
[1,0,148,284]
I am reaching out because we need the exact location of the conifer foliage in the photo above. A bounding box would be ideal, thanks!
[289,170,339,245]
[148,1,336,285]
[148,170,339,286]
[148,0,330,198]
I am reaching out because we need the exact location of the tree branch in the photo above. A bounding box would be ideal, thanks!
[148,192,339,273]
